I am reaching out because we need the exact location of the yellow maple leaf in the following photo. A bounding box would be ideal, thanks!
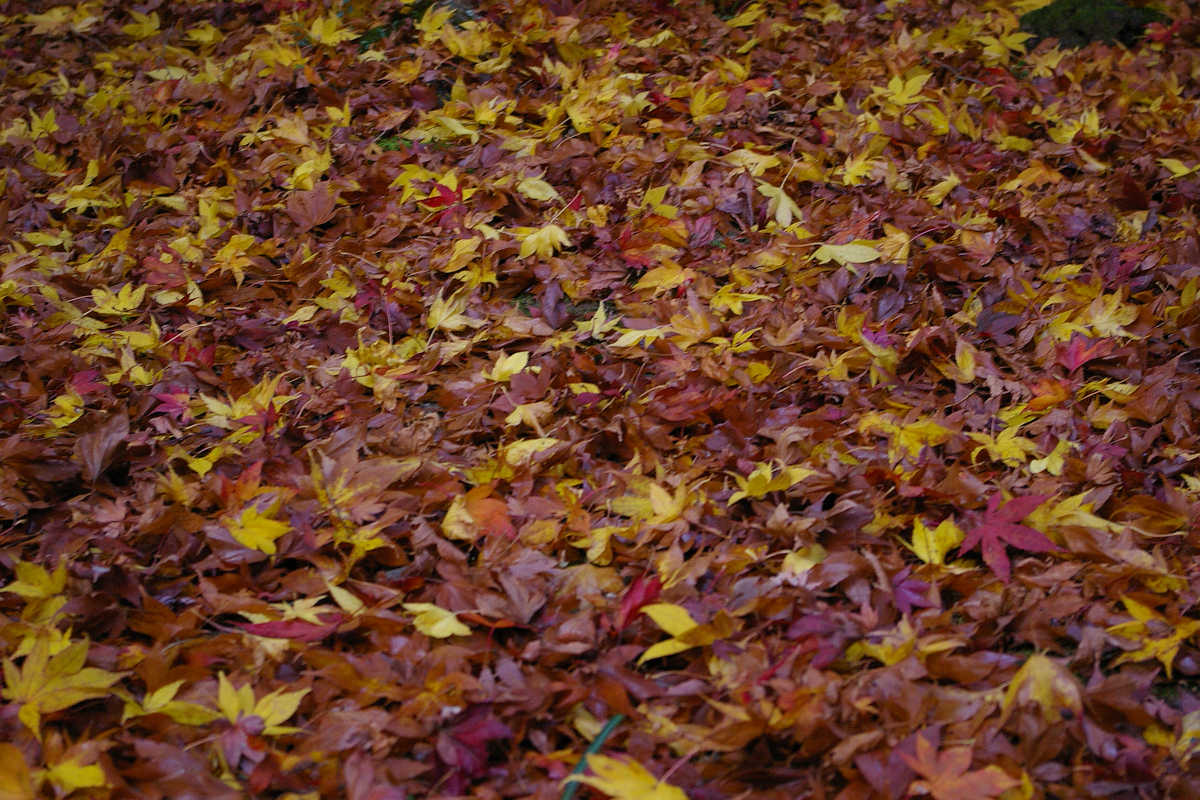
[905,518,965,566]
[502,437,561,467]
[516,176,560,202]
[634,262,694,295]
[518,224,572,259]
[1029,438,1073,476]
[1,638,123,738]
[968,426,1039,467]
[227,506,290,555]
[46,390,84,428]
[858,412,953,466]
[120,10,159,39]
[726,2,765,27]
[724,148,780,176]
[1159,158,1200,179]
[565,754,688,800]
[780,544,827,582]
[1085,293,1138,338]
[1000,653,1082,726]
[29,108,58,140]
[403,603,471,638]
[924,173,961,206]
[121,678,220,726]
[839,151,882,186]
[43,758,107,794]
[812,242,882,268]
[308,14,358,46]
[728,462,814,505]
[689,85,727,121]
[216,672,309,735]
[288,149,332,191]
[481,351,529,381]
[638,603,732,664]
[878,71,931,106]
[610,481,695,525]
[1024,493,1118,535]
[1173,710,1200,764]
[756,182,803,227]
[1108,597,1200,677]
[91,283,146,315]
[2,560,66,600]
[186,22,224,45]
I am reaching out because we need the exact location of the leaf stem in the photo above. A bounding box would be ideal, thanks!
[560,713,625,800]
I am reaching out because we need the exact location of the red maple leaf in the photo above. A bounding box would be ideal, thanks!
[957,493,1058,582]
[151,386,192,422]
[1055,334,1113,373]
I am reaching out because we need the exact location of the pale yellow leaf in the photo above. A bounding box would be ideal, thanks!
[404,602,471,638]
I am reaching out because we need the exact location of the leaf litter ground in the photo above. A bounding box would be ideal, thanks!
[3,0,1200,797]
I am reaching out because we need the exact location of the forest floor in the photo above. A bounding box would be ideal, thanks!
[3,0,1200,798]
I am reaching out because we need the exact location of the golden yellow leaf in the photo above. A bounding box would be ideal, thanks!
[1029,438,1072,476]
[781,544,827,580]
[518,224,571,259]
[566,754,689,800]
[1,638,123,738]
[227,507,290,555]
[308,14,358,46]
[91,282,146,315]
[502,437,560,466]
[481,351,529,381]
[2,560,66,600]
[44,758,106,793]
[216,672,309,735]
[726,2,765,27]
[968,427,1038,467]
[723,148,780,176]
[120,10,159,39]
[1107,597,1200,677]
[1160,158,1200,178]
[906,518,964,566]
[1000,653,1082,725]
[1174,710,1200,764]
[728,462,814,505]
[689,86,727,121]
[878,71,931,105]
[923,173,960,206]
[954,339,977,382]
[641,603,698,637]
[634,262,694,295]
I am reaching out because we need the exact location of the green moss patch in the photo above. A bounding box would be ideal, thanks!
[1019,0,1168,48]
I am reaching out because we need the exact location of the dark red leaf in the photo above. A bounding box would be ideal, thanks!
[615,574,662,632]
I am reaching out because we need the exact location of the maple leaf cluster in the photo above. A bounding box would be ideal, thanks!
[2,0,1200,797]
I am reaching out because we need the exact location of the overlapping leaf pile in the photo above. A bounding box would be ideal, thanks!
[2,0,1200,796]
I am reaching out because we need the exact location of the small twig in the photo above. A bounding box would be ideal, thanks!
[561,713,625,800]
[659,742,704,783]
[926,57,988,88]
